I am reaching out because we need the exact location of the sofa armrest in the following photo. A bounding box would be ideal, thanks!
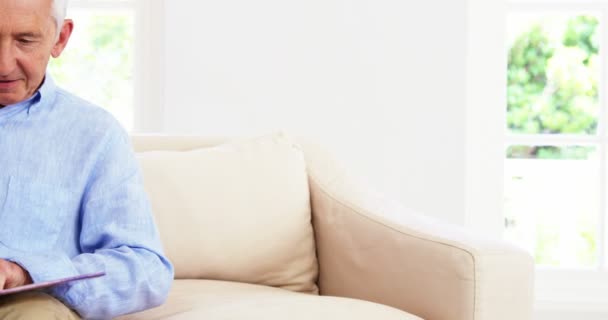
[302,143,535,320]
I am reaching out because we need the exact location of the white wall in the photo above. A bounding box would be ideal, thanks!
[162,0,468,224]
[465,0,507,236]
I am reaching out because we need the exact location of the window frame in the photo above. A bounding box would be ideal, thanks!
[65,0,164,133]
[467,0,608,315]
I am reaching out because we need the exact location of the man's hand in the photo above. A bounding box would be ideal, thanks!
[0,259,33,290]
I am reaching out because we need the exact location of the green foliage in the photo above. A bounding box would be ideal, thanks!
[507,145,595,160]
[563,16,599,60]
[507,16,599,137]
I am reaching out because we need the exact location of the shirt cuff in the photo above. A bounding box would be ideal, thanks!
[0,244,85,306]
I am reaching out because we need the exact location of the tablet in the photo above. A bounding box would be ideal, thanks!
[0,271,106,296]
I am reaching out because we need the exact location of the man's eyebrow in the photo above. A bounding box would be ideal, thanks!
[15,32,43,38]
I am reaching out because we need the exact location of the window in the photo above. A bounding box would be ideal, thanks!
[467,0,608,315]
[504,12,602,268]
[48,0,163,133]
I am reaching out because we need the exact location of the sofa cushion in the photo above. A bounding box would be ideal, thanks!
[135,133,318,294]
[116,280,422,320]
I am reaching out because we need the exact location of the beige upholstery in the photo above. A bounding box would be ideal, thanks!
[117,280,419,320]
[304,141,535,320]
[123,134,535,320]
[135,134,318,294]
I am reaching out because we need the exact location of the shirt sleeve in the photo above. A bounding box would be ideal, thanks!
[2,125,174,319]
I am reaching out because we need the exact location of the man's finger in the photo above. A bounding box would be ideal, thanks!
[0,274,5,290]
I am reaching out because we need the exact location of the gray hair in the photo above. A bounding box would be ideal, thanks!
[51,0,69,37]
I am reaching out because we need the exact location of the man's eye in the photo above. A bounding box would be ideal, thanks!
[18,39,34,44]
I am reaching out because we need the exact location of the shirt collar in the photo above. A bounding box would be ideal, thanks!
[36,75,57,105]
[27,75,58,114]
[0,75,57,120]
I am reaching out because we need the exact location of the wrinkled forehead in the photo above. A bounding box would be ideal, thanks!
[0,0,55,34]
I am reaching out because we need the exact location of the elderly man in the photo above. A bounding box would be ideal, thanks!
[0,0,173,319]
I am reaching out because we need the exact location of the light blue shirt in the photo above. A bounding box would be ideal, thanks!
[0,76,174,319]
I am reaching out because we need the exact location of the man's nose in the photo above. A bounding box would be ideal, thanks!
[0,44,16,77]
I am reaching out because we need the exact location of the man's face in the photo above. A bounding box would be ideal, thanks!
[0,0,72,107]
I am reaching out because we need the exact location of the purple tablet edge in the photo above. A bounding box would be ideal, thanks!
[0,271,106,296]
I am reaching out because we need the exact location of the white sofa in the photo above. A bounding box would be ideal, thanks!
[117,134,535,320]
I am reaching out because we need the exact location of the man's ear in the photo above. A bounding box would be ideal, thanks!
[51,19,74,58]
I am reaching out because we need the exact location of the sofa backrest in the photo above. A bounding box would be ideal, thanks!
[131,134,319,294]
